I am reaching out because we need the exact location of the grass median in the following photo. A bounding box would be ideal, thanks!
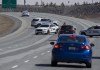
[0,15,15,37]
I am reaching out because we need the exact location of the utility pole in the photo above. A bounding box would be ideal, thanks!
[41,0,43,6]
[24,0,26,5]
[24,0,26,10]
[92,0,93,4]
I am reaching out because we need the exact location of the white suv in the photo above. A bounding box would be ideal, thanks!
[80,25,100,37]
[35,24,59,35]
[31,18,52,28]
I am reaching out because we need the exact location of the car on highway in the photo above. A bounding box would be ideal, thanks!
[50,34,94,68]
[31,18,52,28]
[35,23,59,35]
[21,10,30,17]
[58,25,76,36]
[80,25,100,37]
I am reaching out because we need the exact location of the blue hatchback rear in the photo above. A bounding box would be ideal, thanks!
[50,34,93,68]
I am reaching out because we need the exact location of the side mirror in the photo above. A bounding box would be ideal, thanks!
[90,43,95,47]
[74,28,76,30]
[50,42,55,45]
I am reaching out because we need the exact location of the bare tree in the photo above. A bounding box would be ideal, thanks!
[60,2,65,7]
[35,2,39,6]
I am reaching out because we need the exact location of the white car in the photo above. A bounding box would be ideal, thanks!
[21,10,29,17]
[80,25,100,37]
[35,24,59,35]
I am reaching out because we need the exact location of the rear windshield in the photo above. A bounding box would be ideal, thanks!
[40,25,49,27]
[61,26,73,30]
[32,19,39,21]
[58,36,86,43]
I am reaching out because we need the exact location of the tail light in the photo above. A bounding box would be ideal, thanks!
[81,45,90,50]
[70,30,75,33]
[54,44,63,49]
[69,35,76,38]
[58,31,61,34]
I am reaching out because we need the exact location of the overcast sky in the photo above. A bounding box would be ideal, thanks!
[0,0,100,5]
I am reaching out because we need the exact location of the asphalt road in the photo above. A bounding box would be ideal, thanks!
[0,12,100,70]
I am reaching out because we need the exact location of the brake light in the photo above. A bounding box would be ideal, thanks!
[54,44,63,49]
[58,31,61,34]
[54,44,60,48]
[81,46,90,50]
[69,35,76,38]
[71,30,75,33]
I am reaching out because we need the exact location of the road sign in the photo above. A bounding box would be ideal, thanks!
[2,0,17,8]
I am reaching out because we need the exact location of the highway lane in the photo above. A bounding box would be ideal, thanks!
[0,12,86,54]
[0,12,99,70]
[0,12,53,52]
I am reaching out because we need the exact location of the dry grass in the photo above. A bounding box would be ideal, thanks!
[0,15,14,36]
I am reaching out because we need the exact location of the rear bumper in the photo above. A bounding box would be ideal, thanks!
[35,31,47,34]
[52,52,92,63]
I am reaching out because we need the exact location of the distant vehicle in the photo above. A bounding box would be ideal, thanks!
[80,25,100,37]
[50,34,94,68]
[21,10,29,17]
[31,18,52,28]
[35,23,59,35]
[58,25,76,36]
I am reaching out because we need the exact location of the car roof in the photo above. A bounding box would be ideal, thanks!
[61,25,73,27]
[59,34,86,38]
[34,17,44,19]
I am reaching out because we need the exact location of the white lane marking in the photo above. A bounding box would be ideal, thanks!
[12,65,18,68]
[47,51,50,53]
[33,56,38,59]
[24,60,30,63]
[41,53,45,55]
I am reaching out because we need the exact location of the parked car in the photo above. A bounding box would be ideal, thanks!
[35,23,59,35]
[50,34,94,68]
[80,25,100,37]
[58,25,76,36]
[21,10,29,17]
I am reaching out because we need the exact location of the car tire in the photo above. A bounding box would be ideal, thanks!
[37,24,41,28]
[51,60,57,66]
[47,30,50,34]
[55,31,57,34]
[81,32,86,35]
[55,29,58,34]
[86,62,92,68]
[89,36,93,38]
[35,33,38,35]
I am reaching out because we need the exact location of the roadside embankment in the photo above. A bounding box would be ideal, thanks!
[0,15,21,37]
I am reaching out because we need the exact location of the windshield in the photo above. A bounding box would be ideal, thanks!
[61,26,73,30]
[58,36,86,43]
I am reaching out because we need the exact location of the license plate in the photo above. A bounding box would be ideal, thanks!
[66,31,69,32]
[68,47,76,50]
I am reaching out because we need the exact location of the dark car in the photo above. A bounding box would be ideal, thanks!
[50,34,94,68]
[58,25,76,36]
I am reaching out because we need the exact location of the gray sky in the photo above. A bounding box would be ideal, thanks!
[0,0,100,5]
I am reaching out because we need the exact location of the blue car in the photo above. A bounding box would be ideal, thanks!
[50,34,94,68]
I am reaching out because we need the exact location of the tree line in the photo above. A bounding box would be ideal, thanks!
[0,1,100,18]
